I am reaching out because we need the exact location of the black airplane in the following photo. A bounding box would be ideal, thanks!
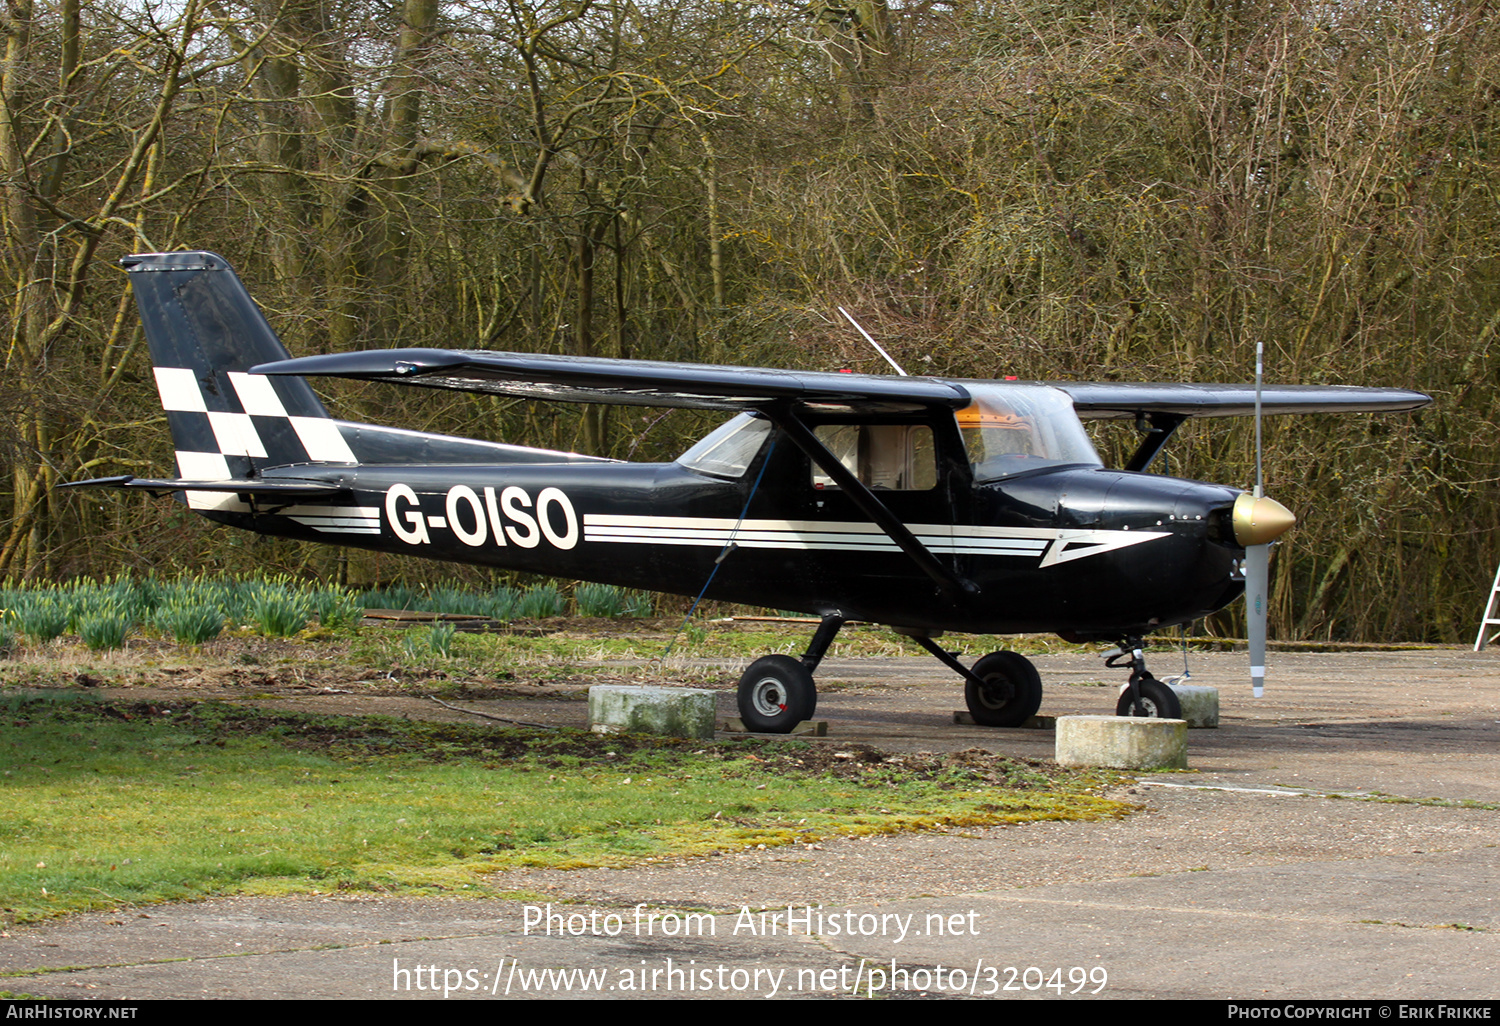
[65,252,1431,732]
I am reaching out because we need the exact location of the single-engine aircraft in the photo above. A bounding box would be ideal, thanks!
[65,252,1431,732]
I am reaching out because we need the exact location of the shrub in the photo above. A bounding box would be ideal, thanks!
[484,587,520,622]
[157,603,224,645]
[355,585,421,611]
[13,597,68,642]
[312,588,364,631]
[575,583,655,618]
[402,621,456,662]
[428,622,456,658]
[516,584,564,619]
[79,612,132,651]
[248,588,311,637]
[575,582,627,618]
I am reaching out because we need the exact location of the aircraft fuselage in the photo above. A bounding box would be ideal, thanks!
[204,455,1246,638]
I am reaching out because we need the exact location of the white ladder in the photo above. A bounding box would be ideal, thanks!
[1475,564,1500,651]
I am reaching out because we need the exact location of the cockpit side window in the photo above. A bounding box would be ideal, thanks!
[810,424,936,491]
[959,385,1102,481]
[677,413,772,478]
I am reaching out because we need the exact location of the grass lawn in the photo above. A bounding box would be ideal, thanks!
[0,689,1127,923]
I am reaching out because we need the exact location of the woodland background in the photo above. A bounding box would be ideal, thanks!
[0,0,1492,641]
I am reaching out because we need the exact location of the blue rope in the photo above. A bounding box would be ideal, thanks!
[660,437,778,661]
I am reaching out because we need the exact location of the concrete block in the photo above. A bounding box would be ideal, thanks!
[588,685,717,740]
[1055,715,1188,770]
[1169,684,1219,728]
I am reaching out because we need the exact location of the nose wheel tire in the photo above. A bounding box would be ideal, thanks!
[963,651,1044,728]
[1115,675,1182,718]
[737,655,817,734]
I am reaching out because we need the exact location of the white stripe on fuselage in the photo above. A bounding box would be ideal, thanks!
[275,504,381,535]
[581,513,1166,567]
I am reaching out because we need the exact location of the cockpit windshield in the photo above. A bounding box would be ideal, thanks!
[678,387,1097,482]
[958,384,1101,481]
[677,413,772,478]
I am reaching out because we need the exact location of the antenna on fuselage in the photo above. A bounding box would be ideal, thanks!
[838,307,907,376]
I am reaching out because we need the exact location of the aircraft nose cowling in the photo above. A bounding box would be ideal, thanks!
[1232,493,1296,546]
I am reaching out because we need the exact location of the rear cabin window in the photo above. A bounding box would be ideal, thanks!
[810,424,936,491]
[677,413,772,478]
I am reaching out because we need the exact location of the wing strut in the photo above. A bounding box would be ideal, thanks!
[763,404,980,602]
[1124,413,1188,472]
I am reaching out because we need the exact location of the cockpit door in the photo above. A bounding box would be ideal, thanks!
[799,419,963,578]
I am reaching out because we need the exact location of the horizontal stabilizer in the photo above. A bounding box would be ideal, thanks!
[61,474,346,499]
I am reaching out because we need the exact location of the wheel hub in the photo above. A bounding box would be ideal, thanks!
[750,678,787,715]
[976,676,1014,708]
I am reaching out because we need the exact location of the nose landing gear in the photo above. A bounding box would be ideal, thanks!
[1107,637,1183,719]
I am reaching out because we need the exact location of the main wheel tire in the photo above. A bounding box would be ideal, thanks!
[737,654,817,734]
[964,650,1044,728]
[1115,675,1183,718]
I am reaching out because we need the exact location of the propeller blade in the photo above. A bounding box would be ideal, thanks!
[1246,542,1269,698]
[1248,338,1270,697]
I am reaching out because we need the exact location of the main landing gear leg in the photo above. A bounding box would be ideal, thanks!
[906,633,1044,728]
[799,614,846,675]
[1107,636,1182,719]
[735,614,843,734]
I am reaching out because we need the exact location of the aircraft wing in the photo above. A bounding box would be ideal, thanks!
[1053,382,1431,419]
[254,349,1430,418]
[253,349,970,413]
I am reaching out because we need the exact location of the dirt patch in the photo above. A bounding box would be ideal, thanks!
[0,626,743,714]
[7,692,1081,793]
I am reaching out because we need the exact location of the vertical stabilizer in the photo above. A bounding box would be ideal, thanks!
[122,252,356,507]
